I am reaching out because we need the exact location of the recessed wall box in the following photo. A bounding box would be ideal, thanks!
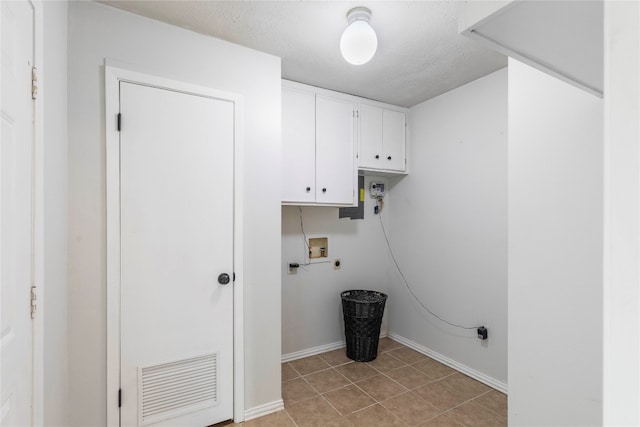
[309,237,329,259]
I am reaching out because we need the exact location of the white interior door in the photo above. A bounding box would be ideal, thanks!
[119,82,234,426]
[1,1,35,425]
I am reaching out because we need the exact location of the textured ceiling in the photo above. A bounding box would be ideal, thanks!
[101,1,507,107]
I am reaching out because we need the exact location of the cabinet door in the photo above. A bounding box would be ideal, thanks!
[316,95,356,205]
[382,109,406,171]
[282,87,316,203]
[359,104,383,169]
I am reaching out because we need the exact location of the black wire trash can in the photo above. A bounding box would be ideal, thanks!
[341,290,388,362]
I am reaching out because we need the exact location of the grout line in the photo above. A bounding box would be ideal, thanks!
[317,391,345,418]
[301,366,349,395]
[347,399,407,427]
[283,409,300,427]
[351,380,380,404]
[296,372,358,424]
[348,401,378,415]
[286,362,304,378]
[420,411,465,427]
[284,392,320,408]
[434,389,503,423]
[367,362,412,396]
[467,389,508,421]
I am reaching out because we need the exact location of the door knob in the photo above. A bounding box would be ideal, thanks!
[218,273,231,285]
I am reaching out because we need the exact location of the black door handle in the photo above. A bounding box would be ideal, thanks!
[218,273,231,285]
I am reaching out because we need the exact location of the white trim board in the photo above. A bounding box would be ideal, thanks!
[281,331,388,363]
[387,332,508,394]
[104,64,245,425]
[31,1,45,424]
[244,399,284,421]
[282,341,345,363]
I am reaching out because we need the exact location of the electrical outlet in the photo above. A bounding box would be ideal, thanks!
[477,326,488,340]
[288,262,299,274]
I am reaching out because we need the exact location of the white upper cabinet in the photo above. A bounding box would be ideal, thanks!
[282,81,357,206]
[358,104,384,169]
[382,109,406,171]
[315,95,356,205]
[282,80,407,205]
[282,86,316,203]
[358,103,406,173]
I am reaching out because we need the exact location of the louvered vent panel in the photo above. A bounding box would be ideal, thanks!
[138,353,217,425]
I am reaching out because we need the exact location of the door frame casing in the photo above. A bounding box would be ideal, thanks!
[105,65,245,426]
[1,0,45,424]
[32,1,44,425]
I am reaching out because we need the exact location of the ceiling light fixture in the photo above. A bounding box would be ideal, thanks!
[340,7,377,66]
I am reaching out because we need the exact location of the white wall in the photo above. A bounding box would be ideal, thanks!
[281,176,390,357]
[508,59,603,425]
[603,1,640,424]
[67,2,281,425]
[43,1,68,425]
[387,69,508,385]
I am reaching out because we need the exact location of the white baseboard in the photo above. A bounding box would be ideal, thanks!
[282,340,345,363]
[387,332,508,394]
[244,399,284,421]
[282,330,388,363]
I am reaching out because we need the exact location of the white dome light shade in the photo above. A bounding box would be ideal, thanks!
[340,7,377,65]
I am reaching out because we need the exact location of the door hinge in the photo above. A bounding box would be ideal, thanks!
[117,113,121,132]
[118,389,122,407]
[30,286,37,319]
[31,67,38,100]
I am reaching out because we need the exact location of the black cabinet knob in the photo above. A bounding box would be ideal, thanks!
[387,156,392,160]
[305,187,311,192]
[322,188,327,193]
[218,273,231,285]
[375,154,379,159]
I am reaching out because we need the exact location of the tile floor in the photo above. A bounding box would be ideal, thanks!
[231,338,506,427]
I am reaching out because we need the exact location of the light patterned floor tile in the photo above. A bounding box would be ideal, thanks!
[346,403,406,427]
[323,384,376,415]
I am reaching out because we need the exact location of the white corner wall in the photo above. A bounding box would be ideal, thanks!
[43,1,68,425]
[281,176,391,358]
[508,59,603,425]
[387,69,508,386]
[67,2,281,425]
[603,1,640,424]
